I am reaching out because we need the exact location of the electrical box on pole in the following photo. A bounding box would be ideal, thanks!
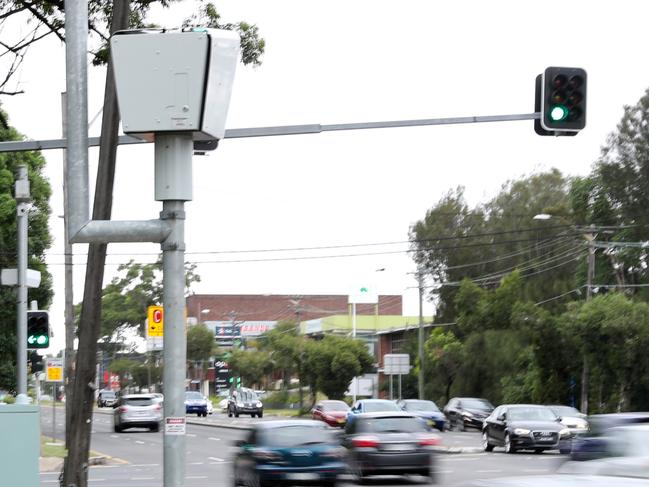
[536,66,587,135]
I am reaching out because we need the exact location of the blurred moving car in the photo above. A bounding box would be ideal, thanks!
[312,400,350,427]
[398,399,447,431]
[97,389,117,408]
[482,404,572,454]
[342,411,439,483]
[113,393,162,433]
[444,397,494,431]
[185,390,208,417]
[228,387,264,418]
[346,399,402,428]
[233,420,346,487]
[571,412,649,461]
[547,405,588,436]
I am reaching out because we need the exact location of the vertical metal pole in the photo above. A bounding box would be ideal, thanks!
[158,134,192,487]
[52,384,56,441]
[398,373,402,400]
[352,302,357,403]
[389,374,393,400]
[15,166,29,404]
[581,235,595,414]
[417,270,425,400]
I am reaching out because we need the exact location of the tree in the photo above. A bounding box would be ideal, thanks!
[0,107,53,392]
[228,349,272,389]
[108,357,138,391]
[424,328,463,404]
[187,324,216,363]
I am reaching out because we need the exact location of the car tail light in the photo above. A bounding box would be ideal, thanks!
[119,406,128,413]
[351,436,380,448]
[418,435,440,446]
[154,404,162,410]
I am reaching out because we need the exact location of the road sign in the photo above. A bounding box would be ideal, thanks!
[147,305,164,337]
[45,358,64,383]
[383,354,410,375]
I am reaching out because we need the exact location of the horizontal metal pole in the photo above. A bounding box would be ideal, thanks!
[0,112,540,153]
[70,219,171,244]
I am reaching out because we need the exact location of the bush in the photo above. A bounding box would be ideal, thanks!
[263,390,301,408]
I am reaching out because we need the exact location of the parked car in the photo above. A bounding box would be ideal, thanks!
[113,393,162,433]
[482,404,572,454]
[444,397,494,431]
[346,399,402,428]
[546,405,588,436]
[571,412,649,461]
[97,389,117,408]
[185,390,208,417]
[312,400,350,427]
[342,411,440,483]
[233,420,346,487]
[228,387,264,418]
[398,399,447,431]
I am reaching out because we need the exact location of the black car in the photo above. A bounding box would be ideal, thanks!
[343,411,439,483]
[233,420,346,487]
[97,389,117,408]
[443,397,494,431]
[482,404,572,454]
[228,387,264,418]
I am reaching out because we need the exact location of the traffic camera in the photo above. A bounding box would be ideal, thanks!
[538,67,587,134]
[27,311,49,349]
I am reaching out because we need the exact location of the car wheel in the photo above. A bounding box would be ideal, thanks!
[114,423,123,433]
[258,411,263,418]
[482,430,494,452]
[228,408,233,418]
[504,433,515,454]
[534,448,544,454]
[235,409,240,418]
[150,423,159,432]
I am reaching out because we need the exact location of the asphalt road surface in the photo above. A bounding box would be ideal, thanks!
[40,406,566,487]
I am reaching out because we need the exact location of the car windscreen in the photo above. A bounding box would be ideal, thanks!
[102,392,116,398]
[462,399,493,410]
[404,400,440,412]
[124,397,153,406]
[185,392,203,400]
[550,406,580,417]
[363,401,401,412]
[508,407,556,422]
[358,416,429,434]
[322,401,349,412]
[259,425,334,447]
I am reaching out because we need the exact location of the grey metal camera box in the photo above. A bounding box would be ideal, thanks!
[111,28,240,141]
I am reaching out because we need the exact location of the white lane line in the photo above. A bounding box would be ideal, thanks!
[189,462,204,465]
[130,477,155,480]
[186,476,208,479]
[135,440,145,445]
[187,433,197,437]
[110,435,119,438]
[476,470,502,473]
[522,469,550,473]
[208,437,221,441]
[89,479,106,482]
[209,457,224,462]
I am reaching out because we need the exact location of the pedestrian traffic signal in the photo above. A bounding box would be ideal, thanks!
[537,67,587,134]
[27,311,49,349]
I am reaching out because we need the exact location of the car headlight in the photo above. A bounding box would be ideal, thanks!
[462,411,474,418]
[559,428,571,437]
[256,402,262,407]
[513,428,530,435]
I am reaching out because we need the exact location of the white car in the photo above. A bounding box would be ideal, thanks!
[218,398,228,412]
[548,405,589,435]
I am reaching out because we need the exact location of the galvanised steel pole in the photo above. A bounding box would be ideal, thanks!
[158,134,193,487]
[418,270,425,399]
[15,165,30,404]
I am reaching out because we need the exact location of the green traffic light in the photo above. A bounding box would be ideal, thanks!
[36,335,48,345]
[549,105,569,122]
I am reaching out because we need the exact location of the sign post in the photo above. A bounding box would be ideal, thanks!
[46,358,64,443]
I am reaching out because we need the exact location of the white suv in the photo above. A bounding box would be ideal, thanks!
[113,393,163,433]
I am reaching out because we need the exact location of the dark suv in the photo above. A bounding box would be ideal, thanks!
[228,387,263,418]
[444,397,494,431]
[97,389,117,408]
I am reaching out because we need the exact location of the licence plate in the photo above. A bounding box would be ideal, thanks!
[383,443,415,451]
[538,437,554,442]
[287,473,319,481]
[337,419,344,423]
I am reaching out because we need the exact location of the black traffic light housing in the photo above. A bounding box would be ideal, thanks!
[536,67,587,135]
[28,350,44,373]
[27,310,50,349]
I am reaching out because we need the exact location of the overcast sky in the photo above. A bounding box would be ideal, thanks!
[3,0,649,352]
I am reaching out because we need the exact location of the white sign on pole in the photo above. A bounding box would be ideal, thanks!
[383,354,410,375]
[348,285,378,304]
[165,417,186,435]
[1,268,42,287]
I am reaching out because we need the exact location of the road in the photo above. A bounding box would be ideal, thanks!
[40,406,566,486]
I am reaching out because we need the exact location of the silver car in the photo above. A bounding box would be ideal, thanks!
[113,393,163,433]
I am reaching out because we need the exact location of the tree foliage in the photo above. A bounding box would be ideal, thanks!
[0,107,53,391]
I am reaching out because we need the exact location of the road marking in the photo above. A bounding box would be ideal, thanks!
[209,437,221,441]
[135,440,145,445]
[89,479,106,482]
[110,435,119,438]
[522,469,550,473]
[209,457,224,462]
[130,477,155,480]
[476,470,502,473]
[189,462,203,465]
[186,476,208,479]
[187,433,197,437]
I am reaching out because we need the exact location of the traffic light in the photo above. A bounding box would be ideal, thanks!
[27,311,50,349]
[537,67,587,134]
[28,351,44,373]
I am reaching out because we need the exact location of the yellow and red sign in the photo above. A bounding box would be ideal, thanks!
[147,305,164,337]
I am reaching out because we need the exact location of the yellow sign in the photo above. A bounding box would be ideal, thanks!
[46,358,63,382]
[148,305,164,337]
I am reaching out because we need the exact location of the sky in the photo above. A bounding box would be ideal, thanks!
[3,0,649,353]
